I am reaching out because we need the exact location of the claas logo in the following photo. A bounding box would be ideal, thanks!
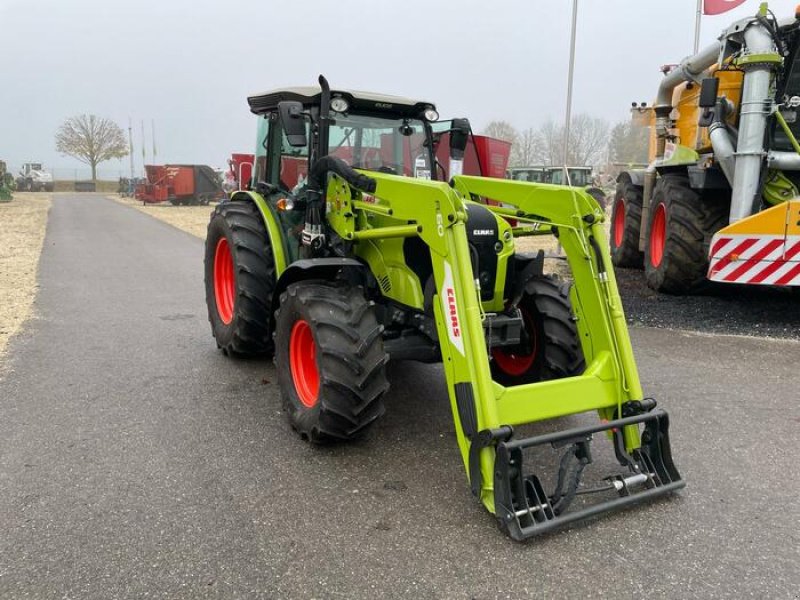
[447,288,460,337]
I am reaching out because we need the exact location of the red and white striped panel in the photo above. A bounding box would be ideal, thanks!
[707,234,800,286]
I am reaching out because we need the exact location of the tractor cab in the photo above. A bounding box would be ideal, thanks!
[246,84,448,193]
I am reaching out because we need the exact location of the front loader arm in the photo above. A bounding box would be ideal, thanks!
[325,171,683,537]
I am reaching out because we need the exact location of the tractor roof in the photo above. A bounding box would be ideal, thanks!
[247,86,435,118]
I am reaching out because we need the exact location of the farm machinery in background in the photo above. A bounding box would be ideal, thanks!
[613,3,800,293]
[16,162,53,192]
[0,160,14,202]
[135,164,224,205]
[508,165,607,208]
[204,76,683,540]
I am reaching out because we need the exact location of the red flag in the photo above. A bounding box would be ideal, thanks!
[703,0,747,15]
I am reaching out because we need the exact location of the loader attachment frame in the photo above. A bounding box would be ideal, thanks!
[324,172,684,539]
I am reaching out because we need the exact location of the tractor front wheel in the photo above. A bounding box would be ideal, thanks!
[491,275,584,385]
[610,178,644,269]
[204,200,276,356]
[644,174,728,294]
[275,281,388,443]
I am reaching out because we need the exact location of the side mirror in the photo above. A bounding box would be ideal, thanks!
[449,118,471,160]
[699,78,719,108]
[278,101,308,147]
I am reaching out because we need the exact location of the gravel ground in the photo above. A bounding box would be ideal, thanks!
[110,194,214,239]
[616,267,799,340]
[0,192,50,364]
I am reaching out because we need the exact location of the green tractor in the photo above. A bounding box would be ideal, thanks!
[204,76,683,540]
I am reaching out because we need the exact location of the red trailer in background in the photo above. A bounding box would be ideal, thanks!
[226,132,510,193]
[228,153,254,191]
[136,164,224,205]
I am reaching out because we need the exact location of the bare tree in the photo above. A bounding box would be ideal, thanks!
[55,115,129,180]
[481,121,519,146]
[607,120,649,165]
[509,127,542,167]
[535,114,610,166]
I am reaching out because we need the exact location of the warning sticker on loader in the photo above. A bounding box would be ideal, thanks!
[441,262,465,356]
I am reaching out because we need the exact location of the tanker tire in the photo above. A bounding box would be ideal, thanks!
[204,200,276,357]
[491,275,585,385]
[644,174,729,294]
[610,178,644,269]
[275,281,388,444]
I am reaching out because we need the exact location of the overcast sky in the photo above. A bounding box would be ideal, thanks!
[2,0,798,176]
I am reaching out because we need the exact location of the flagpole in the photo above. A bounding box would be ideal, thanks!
[563,0,578,169]
[141,120,146,175]
[694,0,702,53]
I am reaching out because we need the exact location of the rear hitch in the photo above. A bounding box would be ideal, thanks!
[493,406,684,541]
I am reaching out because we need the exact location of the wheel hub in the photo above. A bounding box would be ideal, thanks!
[289,320,320,408]
[650,203,667,268]
[213,237,235,324]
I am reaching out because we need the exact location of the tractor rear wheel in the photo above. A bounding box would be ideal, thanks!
[491,275,584,385]
[644,174,728,294]
[610,178,644,269]
[204,200,276,356]
[274,281,388,443]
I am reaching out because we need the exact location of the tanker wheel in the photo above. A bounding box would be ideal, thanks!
[644,174,728,294]
[204,200,276,356]
[274,280,388,444]
[491,275,585,385]
[610,178,644,269]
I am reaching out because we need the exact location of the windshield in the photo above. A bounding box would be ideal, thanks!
[30,163,42,171]
[327,113,432,179]
[550,168,591,187]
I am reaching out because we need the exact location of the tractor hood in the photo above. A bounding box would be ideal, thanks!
[247,86,435,119]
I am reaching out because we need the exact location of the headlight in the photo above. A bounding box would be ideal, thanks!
[330,97,349,113]
[424,107,439,122]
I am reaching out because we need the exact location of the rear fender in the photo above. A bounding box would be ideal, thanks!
[229,190,288,276]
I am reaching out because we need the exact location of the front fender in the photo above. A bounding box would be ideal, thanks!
[229,190,288,275]
[271,257,368,317]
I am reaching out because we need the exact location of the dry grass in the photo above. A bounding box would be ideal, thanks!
[110,194,214,239]
[0,192,51,364]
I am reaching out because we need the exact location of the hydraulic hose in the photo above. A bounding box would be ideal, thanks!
[307,156,377,194]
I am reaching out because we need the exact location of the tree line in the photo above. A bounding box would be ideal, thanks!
[482,114,649,169]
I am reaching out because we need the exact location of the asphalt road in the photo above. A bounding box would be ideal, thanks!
[1,194,798,599]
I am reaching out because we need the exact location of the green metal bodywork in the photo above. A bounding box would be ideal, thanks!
[321,171,643,513]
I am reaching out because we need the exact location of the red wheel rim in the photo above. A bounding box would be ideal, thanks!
[289,320,320,408]
[650,203,667,268]
[613,199,626,247]
[491,308,537,377]
[213,237,235,325]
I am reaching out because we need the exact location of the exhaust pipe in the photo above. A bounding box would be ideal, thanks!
[728,22,780,223]
[654,42,722,155]
[640,41,721,250]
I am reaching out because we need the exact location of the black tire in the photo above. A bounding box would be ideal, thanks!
[275,281,389,443]
[610,178,644,269]
[44,184,54,192]
[490,275,585,385]
[585,186,607,210]
[204,200,276,356]
[644,174,729,294]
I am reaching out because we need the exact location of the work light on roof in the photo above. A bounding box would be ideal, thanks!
[424,107,439,122]
[330,97,349,113]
